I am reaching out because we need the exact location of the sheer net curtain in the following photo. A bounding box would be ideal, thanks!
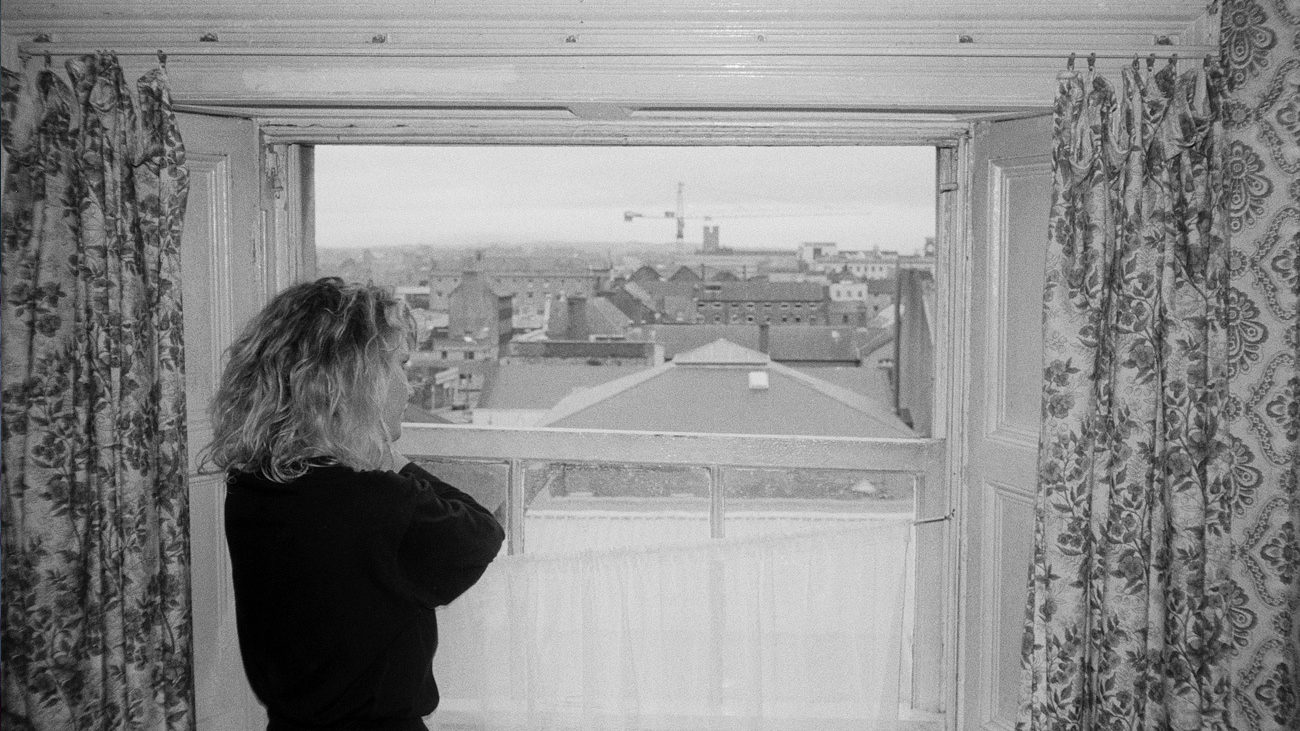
[432,520,912,731]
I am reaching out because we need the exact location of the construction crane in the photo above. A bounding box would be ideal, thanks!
[623,182,689,244]
[622,181,860,246]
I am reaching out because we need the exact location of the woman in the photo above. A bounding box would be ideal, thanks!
[204,277,504,731]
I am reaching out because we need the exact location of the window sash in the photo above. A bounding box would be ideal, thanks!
[400,423,944,552]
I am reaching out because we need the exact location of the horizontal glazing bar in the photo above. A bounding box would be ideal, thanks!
[400,423,942,473]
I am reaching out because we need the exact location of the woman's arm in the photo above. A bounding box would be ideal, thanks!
[395,463,506,607]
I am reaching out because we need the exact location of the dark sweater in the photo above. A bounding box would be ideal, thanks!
[225,461,505,731]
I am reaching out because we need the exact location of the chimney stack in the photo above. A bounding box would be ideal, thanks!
[566,296,590,341]
[758,322,771,354]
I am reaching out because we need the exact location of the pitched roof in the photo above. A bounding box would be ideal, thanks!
[545,295,633,338]
[668,266,703,282]
[539,339,912,438]
[478,363,650,409]
[630,265,662,282]
[588,297,633,333]
[673,338,769,366]
[791,365,893,405]
[619,281,657,310]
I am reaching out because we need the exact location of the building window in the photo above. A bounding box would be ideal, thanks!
[465,351,475,360]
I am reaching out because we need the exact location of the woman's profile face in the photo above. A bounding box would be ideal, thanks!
[382,342,413,441]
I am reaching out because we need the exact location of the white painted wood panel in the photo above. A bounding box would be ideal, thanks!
[960,114,1052,731]
[176,111,268,731]
[2,1,1213,112]
[978,480,1036,730]
[984,153,1052,451]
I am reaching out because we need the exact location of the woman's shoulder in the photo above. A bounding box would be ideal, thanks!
[227,461,415,494]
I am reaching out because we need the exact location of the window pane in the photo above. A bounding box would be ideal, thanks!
[525,463,711,554]
[724,467,915,539]
[314,145,936,439]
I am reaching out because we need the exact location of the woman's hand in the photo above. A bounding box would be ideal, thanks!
[386,442,411,473]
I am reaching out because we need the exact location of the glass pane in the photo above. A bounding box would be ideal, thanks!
[524,462,711,554]
[408,457,511,546]
[314,145,937,439]
[724,467,915,539]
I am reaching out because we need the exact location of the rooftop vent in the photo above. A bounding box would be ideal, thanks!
[748,371,769,390]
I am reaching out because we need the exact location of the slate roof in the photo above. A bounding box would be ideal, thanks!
[668,266,703,282]
[539,339,912,438]
[619,281,657,310]
[477,363,650,410]
[630,265,662,282]
[545,295,633,338]
[790,365,893,406]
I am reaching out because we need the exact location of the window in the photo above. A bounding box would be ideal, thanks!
[312,142,943,725]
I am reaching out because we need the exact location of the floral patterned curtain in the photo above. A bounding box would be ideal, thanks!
[1,54,193,729]
[1018,61,1236,729]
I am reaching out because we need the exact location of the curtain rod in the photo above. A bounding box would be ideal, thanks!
[16,43,1213,61]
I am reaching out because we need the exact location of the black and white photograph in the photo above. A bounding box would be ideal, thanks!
[1,2,1296,731]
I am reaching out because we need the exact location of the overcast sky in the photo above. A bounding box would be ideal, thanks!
[315,146,936,253]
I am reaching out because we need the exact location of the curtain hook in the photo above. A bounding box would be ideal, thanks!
[1067,52,1075,71]
[1087,52,1096,71]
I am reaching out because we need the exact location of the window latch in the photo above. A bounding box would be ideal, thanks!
[912,509,954,526]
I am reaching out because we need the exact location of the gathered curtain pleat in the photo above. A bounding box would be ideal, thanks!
[1,54,193,730]
[1018,62,1235,730]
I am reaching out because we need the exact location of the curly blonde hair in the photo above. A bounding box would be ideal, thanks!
[202,277,410,482]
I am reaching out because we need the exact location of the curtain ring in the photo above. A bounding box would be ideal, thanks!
[1168,53,1178,69]
[157,49,167,68]
[1087,52,1096,71]
[1147,54,1156,71]
[43,50,51,68]
[1067,53,1075,71]
[1132,54,1140,72]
